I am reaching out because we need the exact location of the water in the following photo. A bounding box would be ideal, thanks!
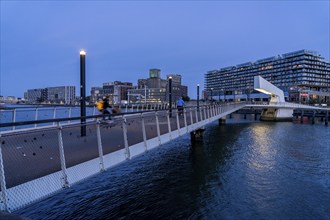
[16,116,330,219]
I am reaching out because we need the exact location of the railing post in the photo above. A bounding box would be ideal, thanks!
[195,107,199,123]
[0,134,9,212]
[167,110,172,140]
[53,107,57,126]
[12,109,16,130]
[203,106,206,120]
[35,108,39,128]
[68,107,72,124]
[155,112,161,145]
[125,104,128,113]
[141,113,148,151]
[183,108,188,132]
[57,123,69,188]
[176,109,181,136]
[122,116,130,160]
[190,108,193,127]
[96,120,105,171]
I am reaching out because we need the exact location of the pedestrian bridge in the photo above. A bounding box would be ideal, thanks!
[0,101,329,212]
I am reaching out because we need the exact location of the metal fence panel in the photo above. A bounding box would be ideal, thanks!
[2,129,61,188]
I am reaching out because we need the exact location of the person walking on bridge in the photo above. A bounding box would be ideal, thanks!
[177,97,185,116]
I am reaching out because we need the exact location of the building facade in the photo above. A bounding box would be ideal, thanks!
[47,86,75,104]
[129,69,188,104]
[91,81,133,104]
[26,86,75,104]
[26,88,47,103]
[205,50,330,103]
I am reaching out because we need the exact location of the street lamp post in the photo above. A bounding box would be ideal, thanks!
[197,84,200,111]
[169,76,172,117]
[80,50,86,137]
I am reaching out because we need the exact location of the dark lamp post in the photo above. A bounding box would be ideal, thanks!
[80,50,86,137]
[169,76,172,117]
[197,84,200,111]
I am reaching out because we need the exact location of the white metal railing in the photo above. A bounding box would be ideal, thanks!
[0,102,245,212]
[0,104,174,132]
[246,101,330,110]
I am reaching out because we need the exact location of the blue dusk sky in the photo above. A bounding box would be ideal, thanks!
[1,1,329,99]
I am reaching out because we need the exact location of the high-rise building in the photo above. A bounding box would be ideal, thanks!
[205,49,330,103]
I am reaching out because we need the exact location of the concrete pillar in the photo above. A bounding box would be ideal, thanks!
[244,114,247,119]
[300,110,304,123]
[312,110,315,124]
[254,110,258,120]
[219,117,226,125]
[190,128,205,144]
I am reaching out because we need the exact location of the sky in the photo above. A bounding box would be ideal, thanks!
[1,0,329,99]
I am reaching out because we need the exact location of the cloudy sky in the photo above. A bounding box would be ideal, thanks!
[1,0,329,99]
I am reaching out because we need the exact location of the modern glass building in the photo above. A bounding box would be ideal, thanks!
[205,50,330,103]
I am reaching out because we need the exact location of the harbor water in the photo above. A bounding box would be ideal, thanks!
[15,115,330,219]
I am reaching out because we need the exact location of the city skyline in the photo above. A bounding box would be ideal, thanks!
[1,1,329,99]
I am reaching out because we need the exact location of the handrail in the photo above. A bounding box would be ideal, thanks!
[0,102,242,129]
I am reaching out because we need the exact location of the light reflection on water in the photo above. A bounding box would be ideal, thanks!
[17,115,330,219]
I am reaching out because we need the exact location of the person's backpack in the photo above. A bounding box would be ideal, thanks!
[96,100,104,111]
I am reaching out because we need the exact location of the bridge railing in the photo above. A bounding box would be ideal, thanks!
[0,102,246,212]
[0,103,172,132]
[247,101,330,110]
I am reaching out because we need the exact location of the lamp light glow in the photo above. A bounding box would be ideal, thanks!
[80,50,86,55]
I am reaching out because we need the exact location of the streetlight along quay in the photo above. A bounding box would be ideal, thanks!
[80,49,86,137]
[197,84,200,111]
[168,76,172,117]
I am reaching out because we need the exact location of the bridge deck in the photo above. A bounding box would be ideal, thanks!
[0,103,245,212]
